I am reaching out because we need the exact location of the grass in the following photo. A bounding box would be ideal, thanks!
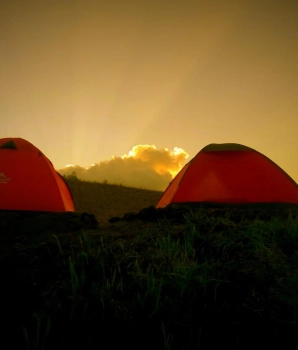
[64,173,162,222]
[1,177,298,349]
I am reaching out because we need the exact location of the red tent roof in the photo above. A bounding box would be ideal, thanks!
[156,143,298,208]
[0,137,75,212]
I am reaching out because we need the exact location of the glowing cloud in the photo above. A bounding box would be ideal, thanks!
[58,145,189,191]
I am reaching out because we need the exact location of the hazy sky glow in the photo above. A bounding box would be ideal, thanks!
[1,0,298,189]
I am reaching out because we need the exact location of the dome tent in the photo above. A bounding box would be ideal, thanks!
[0,137,75,212]
[156,143,298,208]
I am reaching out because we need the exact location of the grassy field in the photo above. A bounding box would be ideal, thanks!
[1,176,298,349]
[64,173,163,222]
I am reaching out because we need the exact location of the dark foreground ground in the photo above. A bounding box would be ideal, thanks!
[1,205,298,349]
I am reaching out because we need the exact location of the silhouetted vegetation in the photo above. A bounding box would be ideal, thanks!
[63,172,163,222]
[1,181,298,349]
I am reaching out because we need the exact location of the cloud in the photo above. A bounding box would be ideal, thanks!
[58,145,189,191]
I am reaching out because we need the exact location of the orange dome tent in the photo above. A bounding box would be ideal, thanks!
[0,137,75,212]
[156,143,298,208]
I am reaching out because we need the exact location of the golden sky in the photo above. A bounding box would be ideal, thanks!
[1,0,298,189]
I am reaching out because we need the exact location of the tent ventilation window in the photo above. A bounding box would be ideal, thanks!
[0,141,17,149]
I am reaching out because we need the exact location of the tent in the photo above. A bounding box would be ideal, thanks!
[0,137,75,212]
[156,143,298,208]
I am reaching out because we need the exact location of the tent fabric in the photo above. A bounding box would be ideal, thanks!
[0,137,75,212]
[156,143,298,208]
